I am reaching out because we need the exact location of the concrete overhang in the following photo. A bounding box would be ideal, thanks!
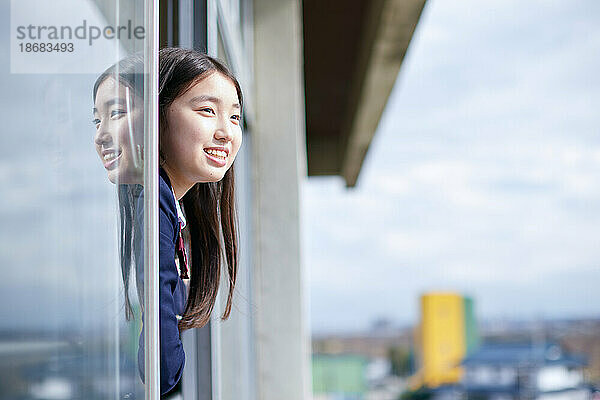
[303,0,426,187]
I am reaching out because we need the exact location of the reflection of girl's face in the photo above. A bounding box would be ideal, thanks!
[161,72,242,188]
[93,78,143,184]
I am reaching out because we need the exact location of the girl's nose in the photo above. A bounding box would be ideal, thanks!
[94,123,113,147]
[214,117,234,142]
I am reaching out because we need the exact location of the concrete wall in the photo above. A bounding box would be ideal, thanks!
[251,0,310,398]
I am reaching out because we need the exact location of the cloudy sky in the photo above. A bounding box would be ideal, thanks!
[0,0,130,330]
[304,0,600,334]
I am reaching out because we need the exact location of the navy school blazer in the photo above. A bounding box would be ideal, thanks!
[137,167,187,395]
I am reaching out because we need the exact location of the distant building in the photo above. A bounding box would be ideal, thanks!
[312,328,412,360]
[312,354,368,400]
[410,293,479,389]
[461,342,590,400]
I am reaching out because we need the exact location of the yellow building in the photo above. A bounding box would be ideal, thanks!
[410,292,478,389]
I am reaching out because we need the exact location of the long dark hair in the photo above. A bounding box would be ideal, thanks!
[159,48,242,330]
[93,55,145,320]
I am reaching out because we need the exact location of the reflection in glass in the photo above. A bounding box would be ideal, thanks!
[93,55,145,322]
[0,0,147,398]
[93,56,144,186]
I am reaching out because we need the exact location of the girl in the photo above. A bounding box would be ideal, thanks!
[93,48,242,396]
[155,47,242,395]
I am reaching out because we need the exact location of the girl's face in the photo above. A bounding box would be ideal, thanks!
[161,71,242,187]
[93,78,143,184]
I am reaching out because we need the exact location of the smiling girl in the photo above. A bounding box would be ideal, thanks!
[152,48,242,395]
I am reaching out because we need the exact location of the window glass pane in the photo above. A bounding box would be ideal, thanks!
[215,27,256,400]
[1,0,149,398]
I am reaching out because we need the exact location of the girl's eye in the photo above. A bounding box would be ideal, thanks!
[93,118,101,127]
[197,107,215,115]
[110,110,126,118]
[231,115,241,123]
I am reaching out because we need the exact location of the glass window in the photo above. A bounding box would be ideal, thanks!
[1,0,154,398]
[212,23,256,400]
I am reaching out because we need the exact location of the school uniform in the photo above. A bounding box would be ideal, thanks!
[137,167,187,396]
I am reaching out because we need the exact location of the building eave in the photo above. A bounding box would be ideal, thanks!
[304,0,426,187]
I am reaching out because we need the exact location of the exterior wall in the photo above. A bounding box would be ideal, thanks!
[174,1,310,398]
[251,0,310,399]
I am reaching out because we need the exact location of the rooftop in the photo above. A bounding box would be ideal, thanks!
[462,342,587,367]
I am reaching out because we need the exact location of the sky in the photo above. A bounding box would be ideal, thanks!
[304,0,600,334]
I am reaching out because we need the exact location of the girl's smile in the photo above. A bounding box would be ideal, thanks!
[101,147,122,170]
[203,147,229,166]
